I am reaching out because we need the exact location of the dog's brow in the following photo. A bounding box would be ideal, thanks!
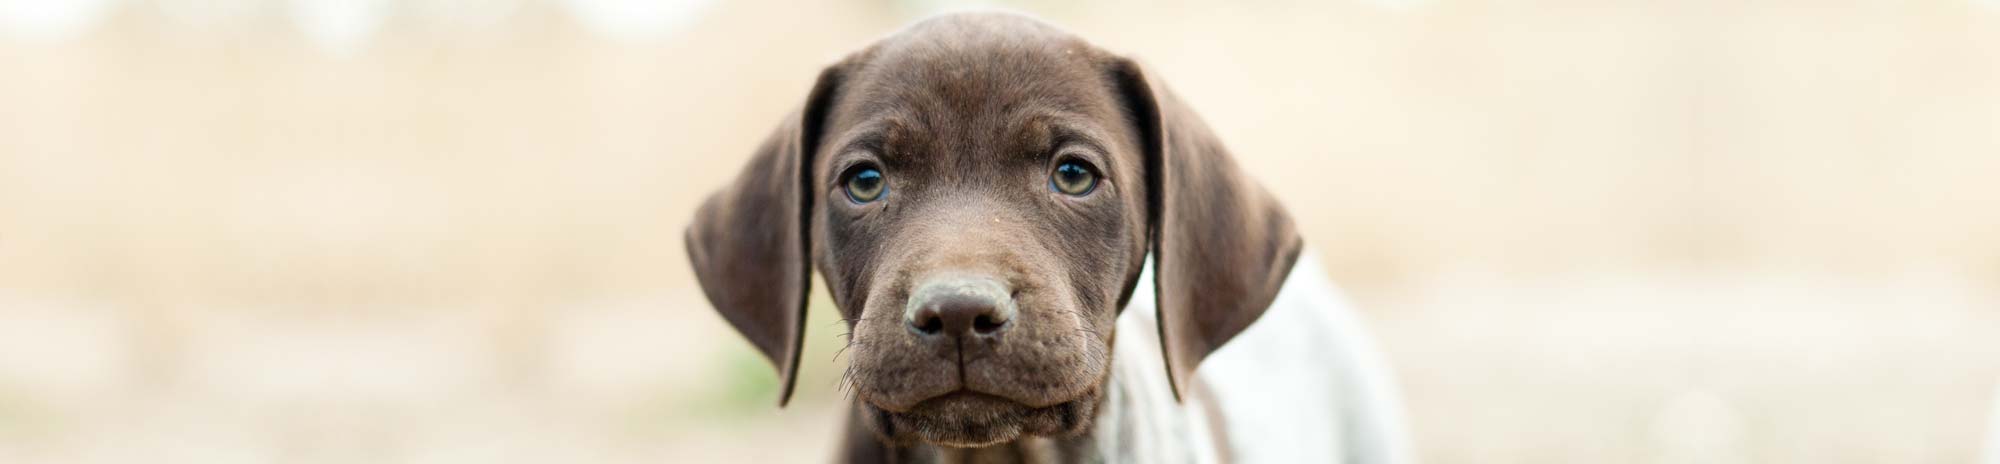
[1047,124,1105,154]
[1015,114,1108,158]
[826,116,906,163]
[835,131,887,158]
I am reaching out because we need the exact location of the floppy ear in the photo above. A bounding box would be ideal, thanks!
[685,64,844,407]
[1111,58,1304,402]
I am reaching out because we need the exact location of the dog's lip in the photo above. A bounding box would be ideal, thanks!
[864,367,1103,412]
[921,389,1011,406]
[866,388,1010,413]
[859,386,1102,447]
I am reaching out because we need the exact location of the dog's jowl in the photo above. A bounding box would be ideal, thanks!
[686,12,1410,463]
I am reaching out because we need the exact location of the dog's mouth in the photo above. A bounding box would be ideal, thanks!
[859,387,1103,448]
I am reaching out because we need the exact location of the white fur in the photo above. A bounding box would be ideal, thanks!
[1098,248,1412,463]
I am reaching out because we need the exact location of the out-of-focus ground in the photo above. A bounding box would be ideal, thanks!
[3,0,1999,462]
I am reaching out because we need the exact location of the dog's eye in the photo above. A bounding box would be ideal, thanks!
[845,167,886,203]
[1050,161,1097,196]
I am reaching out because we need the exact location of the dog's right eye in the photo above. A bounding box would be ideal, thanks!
[844,167,886,203]
[1050,160,1098,196]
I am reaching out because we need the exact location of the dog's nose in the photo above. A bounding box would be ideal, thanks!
[905,276,1016,339]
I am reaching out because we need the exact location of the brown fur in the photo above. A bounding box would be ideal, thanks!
[685,12,1300,459]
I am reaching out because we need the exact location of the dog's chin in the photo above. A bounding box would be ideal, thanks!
[860,388,1102,448]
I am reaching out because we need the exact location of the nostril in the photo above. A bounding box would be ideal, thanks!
[911,312,945,335]
[972,313,1007,334]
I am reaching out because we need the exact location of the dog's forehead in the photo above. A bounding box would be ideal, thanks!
[869,12,1100,82]
[836,15,1117,139]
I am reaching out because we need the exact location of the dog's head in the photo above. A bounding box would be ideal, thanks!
[685,12,1300,448]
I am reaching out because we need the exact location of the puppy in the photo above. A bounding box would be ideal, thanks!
[686,12,1409,463]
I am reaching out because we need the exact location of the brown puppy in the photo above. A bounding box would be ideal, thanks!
[687,11,1305,461]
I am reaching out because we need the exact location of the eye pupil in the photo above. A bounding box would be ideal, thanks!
[1051,161,1097,195]
[846,168,885,202]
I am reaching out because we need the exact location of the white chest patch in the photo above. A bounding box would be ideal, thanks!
[1096,249,1412,463]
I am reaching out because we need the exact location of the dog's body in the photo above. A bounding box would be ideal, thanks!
[686,12,1408,463]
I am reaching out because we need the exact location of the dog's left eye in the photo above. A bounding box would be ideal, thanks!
[1050,160,1098,196]
[845,167,887,203]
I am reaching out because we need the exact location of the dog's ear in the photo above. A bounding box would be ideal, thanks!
[1110,58,1304,402]
[685,63,845,407]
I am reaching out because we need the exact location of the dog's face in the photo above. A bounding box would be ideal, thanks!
[814,20,1149,446]
[687,12,1302,448]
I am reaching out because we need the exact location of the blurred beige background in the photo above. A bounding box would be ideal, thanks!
[3,0,2000,462]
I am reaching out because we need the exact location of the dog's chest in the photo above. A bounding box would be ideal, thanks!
[1095,250,1403,463]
